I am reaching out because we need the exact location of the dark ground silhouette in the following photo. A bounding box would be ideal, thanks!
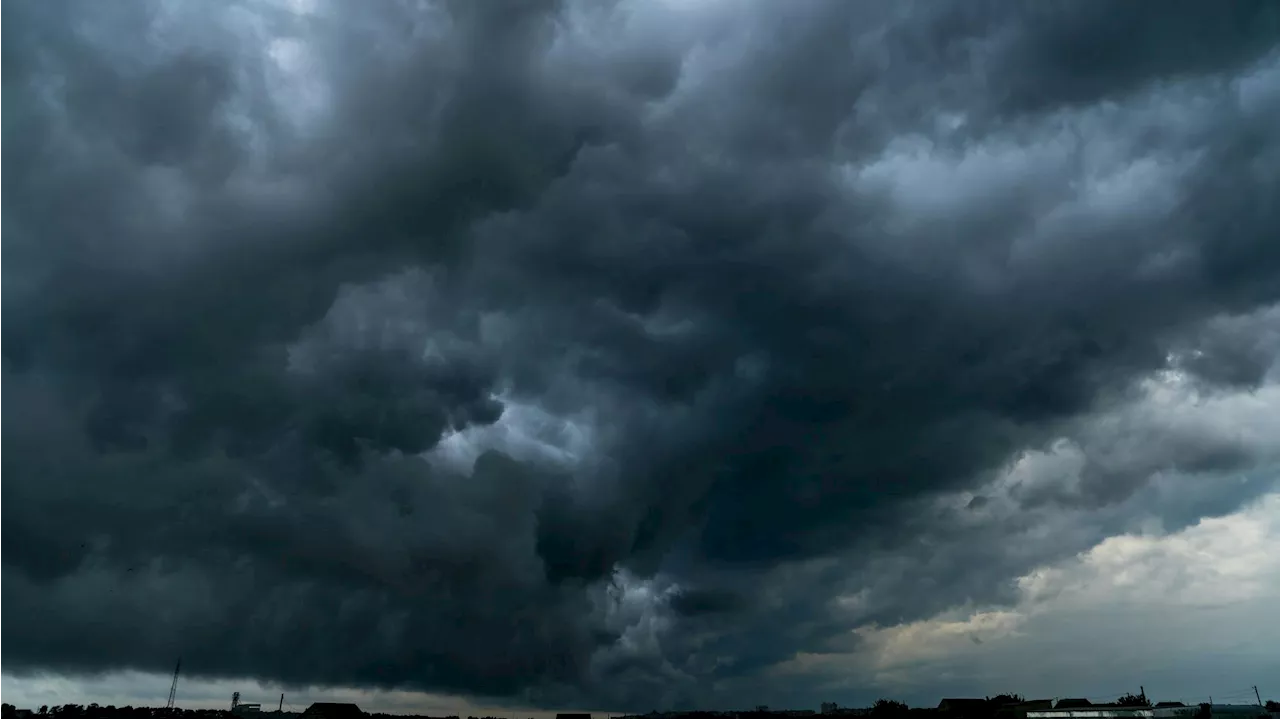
[4,695,1277,719]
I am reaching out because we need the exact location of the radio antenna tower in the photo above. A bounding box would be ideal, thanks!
[166,659,182,710]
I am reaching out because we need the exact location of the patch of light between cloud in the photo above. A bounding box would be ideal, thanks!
[430,395,596,473]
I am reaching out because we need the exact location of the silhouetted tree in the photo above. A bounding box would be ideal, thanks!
[1263,701,1278,713]
[1117,695,1151,708]
[988,696,1024,706]
[871,700,909,717]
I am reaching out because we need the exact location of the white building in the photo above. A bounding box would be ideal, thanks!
[1027,706,1271,719]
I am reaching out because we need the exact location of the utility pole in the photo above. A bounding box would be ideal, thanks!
[1254,687,1263,707]
[279,695,284,713]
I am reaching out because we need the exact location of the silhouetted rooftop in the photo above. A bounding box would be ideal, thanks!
[939,700,990,712]
[301,703,364,719]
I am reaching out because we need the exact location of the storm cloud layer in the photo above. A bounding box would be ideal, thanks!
[4,0,1280,710]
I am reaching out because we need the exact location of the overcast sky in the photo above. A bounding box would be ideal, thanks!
[3,0,1280,714]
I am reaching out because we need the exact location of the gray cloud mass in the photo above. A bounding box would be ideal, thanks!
[3,0,1280,711]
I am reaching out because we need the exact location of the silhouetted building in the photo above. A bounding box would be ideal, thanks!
[1027,705,1202,719]
[1196,707,1274,718]
[1055,702,1094,710]
[301,704,364,719]
[938,700,988,714]
[998,701,1055,719]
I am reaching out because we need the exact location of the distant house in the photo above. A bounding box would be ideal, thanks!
[938,700,989,714]
[998,702,1056,719]
[1024,701,1203,716]
[300,703,364,719]
[1196,707,1274,719]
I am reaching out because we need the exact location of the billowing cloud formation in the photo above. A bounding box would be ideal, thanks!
[4,0,1280,711]
[772,492,1280,702]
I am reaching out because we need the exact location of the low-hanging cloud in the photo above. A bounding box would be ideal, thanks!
[4,0,1280,711]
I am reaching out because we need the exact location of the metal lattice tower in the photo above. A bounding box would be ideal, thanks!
[166,660,181,710]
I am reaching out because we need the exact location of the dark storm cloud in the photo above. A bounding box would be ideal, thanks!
[4,0,1280,711]
[998,0,1280,114]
